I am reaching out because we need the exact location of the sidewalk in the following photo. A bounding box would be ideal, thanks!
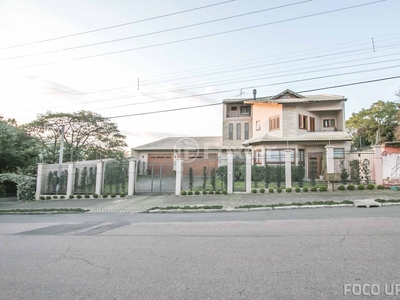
[0,189,398,213]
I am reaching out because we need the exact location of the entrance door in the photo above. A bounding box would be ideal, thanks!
[308,152,323,178]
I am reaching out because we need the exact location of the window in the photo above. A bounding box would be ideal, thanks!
[236,123,241,140]
[256,120,261,131]
[244,123,249,139]
[323,119,336,128]
[309,117,315,132]
[228,124,233,140]
[269,116,280,131]
[298,149,305,162]
[240,106,251,115]
[333,148,345,159]
[254,150,262,164]
[231,106,237,111]
[266,149,295,163]
[299,114,308,130]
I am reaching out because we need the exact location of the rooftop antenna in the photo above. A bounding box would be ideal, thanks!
[236,88,245,98]
[253,89,257,101]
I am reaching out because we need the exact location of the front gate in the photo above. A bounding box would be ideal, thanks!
[135,162,175,194]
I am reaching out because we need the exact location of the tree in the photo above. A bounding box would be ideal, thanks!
[24,111,127,163]
[346,101,398,148]
[0,117,40,173]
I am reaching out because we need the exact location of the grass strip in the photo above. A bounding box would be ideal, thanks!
[0,208,89,214]
[236,200,354,209]
[148,205,223,211]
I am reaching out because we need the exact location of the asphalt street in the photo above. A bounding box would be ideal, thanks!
[1,207,400,299]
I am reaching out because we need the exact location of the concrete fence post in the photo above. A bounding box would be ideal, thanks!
[35,163,45,200]
[245,150,252,193]
[175,159,183,196]
[227,151,233,194]
[66,162,75,198]
[128,159,136,196]
[95,161,104,196]
[373,145,383,185]
[325,146,335,174]
[284,150,292,189]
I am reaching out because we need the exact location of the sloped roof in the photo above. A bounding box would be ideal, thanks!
[223,89,346,104]
[132,136,223,151]
[244,131,352,145]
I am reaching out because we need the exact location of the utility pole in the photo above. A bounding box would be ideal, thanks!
[56,125,65,195]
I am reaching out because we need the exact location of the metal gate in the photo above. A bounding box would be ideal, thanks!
[135,163,176,194]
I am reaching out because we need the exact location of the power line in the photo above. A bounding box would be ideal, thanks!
[108,75,400,119]
[3,1,312,60]
[4,0,386,71]
[0,0,236,51]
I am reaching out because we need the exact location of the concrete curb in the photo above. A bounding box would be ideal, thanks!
[146,204,356,213]
[380,202,400,206]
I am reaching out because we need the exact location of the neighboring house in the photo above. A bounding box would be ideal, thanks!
[224,89,351,178]
[132,89,352,178]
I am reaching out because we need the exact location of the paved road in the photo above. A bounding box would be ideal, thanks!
[1,207,400,299]
[0,189,398,213]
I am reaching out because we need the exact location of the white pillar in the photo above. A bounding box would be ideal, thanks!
[261,148,266,166]
[245,150,252,193]
[66,162,75,197]
[227,151,234,194]
[284,150,292,189]
[95,161,104,196]
[128,159,136,196]
[175,159,183,196]
[373,145,383,185]
[35,163,45,200]
[325,146,334,174]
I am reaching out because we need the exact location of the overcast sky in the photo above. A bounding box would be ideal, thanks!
[1,0,400,149]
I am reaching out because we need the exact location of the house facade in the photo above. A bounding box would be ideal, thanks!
[223,89,351,178]
[132,89,351,178]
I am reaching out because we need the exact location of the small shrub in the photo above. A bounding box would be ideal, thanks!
[69,195,75,199]
[319,186,327,192]
[208,190,214,194]
[180,190,187,196]
[295,187,300,193]
[93,194,99,198]
[252,188,257,193]
[202,190,207,195]
[310,187,317,192]
[222,190,227,194]
[119,192,126,197]
[347,184,355,191]
[84,194,90,198]
[215,190,220,194]
[268,188,274,193]
[188,191,193,195]
[110,193,116,198]
[102,194,108,198]
[260,188,265,193]
[194,190,200,195]
[367,183,375,190]
[357,184,365,190]
[286,187,292,193]
[338,185,346,191]
[277,188,282,193]
[303,187,309,192]
[76,195,82,199]
[60,195,65,199]
[377,184,384,190]
[39,196,45,200]
[45,196,51,200]
[52,196,58,199]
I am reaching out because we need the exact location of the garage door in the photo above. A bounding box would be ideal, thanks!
[148,153,174,176]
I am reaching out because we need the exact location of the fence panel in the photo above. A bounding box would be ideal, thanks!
[42,163,68,195]
[102,160,129,195]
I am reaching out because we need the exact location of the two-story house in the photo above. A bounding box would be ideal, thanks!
[132,89,351,177]
[223,89,351,177]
